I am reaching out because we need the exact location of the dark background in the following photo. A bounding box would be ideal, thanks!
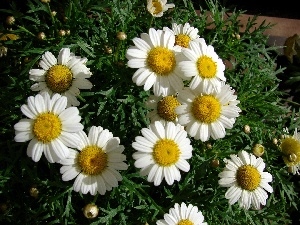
[192,0,300,19]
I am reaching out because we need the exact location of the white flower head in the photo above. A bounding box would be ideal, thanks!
[176,83,241,142]
[163,23,205,49]
[59,126,128,195]
[132,121,193,186]
[280,128,300,175]
[126,28,184,96]
[147,0,175,17]
[218,150,273,210]
[145,93,181,124]
[14,93,84,163]
[29,48,93,106]
[156,202,207,225]
[178,40,226,92]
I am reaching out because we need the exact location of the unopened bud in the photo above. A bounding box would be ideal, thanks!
[253,144,264,157]
[244,125,250,134]
[6,16,15,26]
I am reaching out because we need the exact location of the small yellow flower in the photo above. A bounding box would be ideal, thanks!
[0,33,19,41]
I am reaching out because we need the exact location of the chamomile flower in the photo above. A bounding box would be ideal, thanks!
[163,23,204,49]
[156,202,207,225]
[147,0,175,17]
[59,126,128,195]
[14,93,83,163]
[279,128,300,175]
[145,93,181,124]
[132,121,192,186]
[29,48,93,106]
[126,28,184,96]
[176,83,241,142]
[178,40,226,92]
[218,150,273,210]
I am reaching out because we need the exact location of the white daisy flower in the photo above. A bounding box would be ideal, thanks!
[163,22,205,49]
[178,40,226,92]
[126,28,184,96]
[156,202,207,225]
[279,128,300,175]
[147,0,175,18]
[29,48,93,106]
[132,121,192,186]
[59,126,128,195]
[14,93,84,163]
[176,83,241,142]
[218,150,273,210]
[145,93,181,124]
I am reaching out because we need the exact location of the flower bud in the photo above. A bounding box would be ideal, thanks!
[244,125,250,134]
[6,16,15,26]
[116,31,127,41]
[83,203,99,219]
[105,46,113,54]
[29,187,39,198]
[37,32,46,40]
[58,29,66,37]
[40,0,50,3]
[272,138,278,145]
[211,159,220,168]
[252,144,264,157]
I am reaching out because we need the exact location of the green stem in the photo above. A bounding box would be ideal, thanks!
[92,193,99,203]
[16,25,35,37]
[148,16,154,30]
[283,99,300,106]
[46,3,57,36]
[123,177,165,215]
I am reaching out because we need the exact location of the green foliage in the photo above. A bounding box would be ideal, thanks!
[0,0,299,224]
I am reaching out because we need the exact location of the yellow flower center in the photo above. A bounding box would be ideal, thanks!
[153,139,180,166]
[157,96,181,121]
[46,64,73,93]
[147,47,176,76]
[175,34,191,48]
[178,219,194,225]
[191,95,221,123]
[280,137,300,166]
[152,1,163,14]
[33,113,62,143]
[77,145,108,175]
[236,165,261,191]
[197,55,217,78]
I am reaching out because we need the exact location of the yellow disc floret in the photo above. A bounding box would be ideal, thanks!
[151,0,163,14]
[153,139,180,166]
[33,113,62,143]
[236,165,261,191]
[77,145,108,175]
[46,64,73,93]
[191,95,221,123]
[175,34,191,48]
[157,96,181,121]
[280,137,300,166]
[178,219,194,225]
[147,47,176,76]
[197,55,217,78]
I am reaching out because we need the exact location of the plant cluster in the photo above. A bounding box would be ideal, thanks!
[0,0,299,224]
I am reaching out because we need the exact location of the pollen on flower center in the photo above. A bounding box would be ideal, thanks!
[280,137,300,166]
[178,219,194,225]
[175,34,191,48]
[197,55,217,78]
[147,47,176,76]
[77,145,108,175]
[46,64,73,93]
[157,95,181,121]
[152,1,163,14]
[153,139,180,166]
[191,95,221,123]
[33,113,62,143]
[236,165,261,191]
